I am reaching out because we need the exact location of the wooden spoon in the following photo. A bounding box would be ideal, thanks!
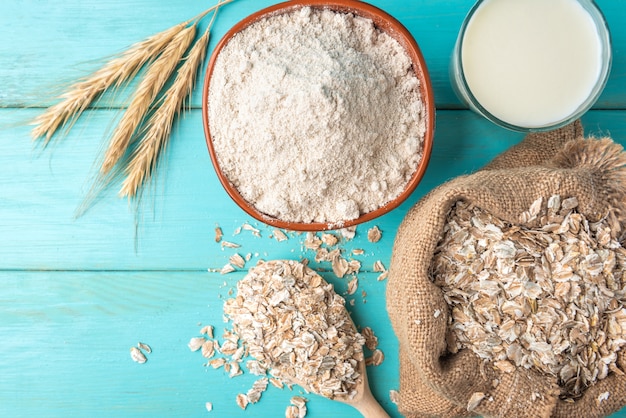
[227,259,390,417]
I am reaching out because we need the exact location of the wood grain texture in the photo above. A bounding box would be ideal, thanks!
[0,271,396,417]
[1,1,626,417]
[0,0,623,109]
[1,109,624,271]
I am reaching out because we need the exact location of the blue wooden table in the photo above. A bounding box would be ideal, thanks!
[1,1,625,417]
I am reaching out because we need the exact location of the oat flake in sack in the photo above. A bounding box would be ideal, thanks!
[388,121,626,418]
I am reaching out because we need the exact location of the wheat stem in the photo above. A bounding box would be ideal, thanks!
[31,22,188,144]
[99,24,197,176]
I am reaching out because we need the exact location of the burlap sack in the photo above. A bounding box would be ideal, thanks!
[387,121,626,418]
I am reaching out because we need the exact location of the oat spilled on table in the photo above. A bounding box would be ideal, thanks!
[431,195,626,400]
[194,223,392,414]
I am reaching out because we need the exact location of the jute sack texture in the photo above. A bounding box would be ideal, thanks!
[387,121,626,418]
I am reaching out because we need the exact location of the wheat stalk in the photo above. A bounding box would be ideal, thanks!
[118,0,234,198]
[120,32,213,198]
[99,24,197,176]
[30,22,188,144]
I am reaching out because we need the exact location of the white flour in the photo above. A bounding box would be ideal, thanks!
[208,6,426,224]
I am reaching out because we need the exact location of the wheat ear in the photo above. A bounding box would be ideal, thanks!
[99,24,197,176]
[119,31,213,198]
[30,22,188,144]
[119,0,235,198]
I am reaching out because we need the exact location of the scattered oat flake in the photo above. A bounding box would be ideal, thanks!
[433,309,441,318]
[467,392,486,411]
[221,241,241,249]
[210,358,226,369]
[220,263,236,274]
[273,229,288,242]
[215,226,223,243]
[332,256,350,278]
[365,349,385,366]
[236,393,249,410]
[205,402,213,412]
[200,325,214,339]
[377,271,389,281]
[347,259,361,275]
[229,361,243,378]
[188,337,206,352]
[247,377,268,404]
[290,396,308,418]
[315,247,329,263]
[232,346,246,362]
[130,346,147,364]
[269,377,284,389]
[290,396,307,409]
[361,327,379,350]
[367,226,382,243]
[285,405,300,418]
[327,248,341,261]
[352,249,365,255]
[220,339,239,355]
[201,340,215,359]
[229,253,246,269]
[373,260,386,272]
[347,277,359,295]
[242,223,261,237]
[304,232,322,250]
[390,390,400,405]
[137,342,152,354]
[321,233,339,247]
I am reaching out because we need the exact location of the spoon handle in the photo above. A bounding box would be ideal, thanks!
[355,399,390,418]
[353,387,390,418]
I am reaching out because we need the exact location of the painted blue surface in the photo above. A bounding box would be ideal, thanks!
[0,1,625,417]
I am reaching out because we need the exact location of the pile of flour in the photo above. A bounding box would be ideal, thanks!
[208,6,426,225]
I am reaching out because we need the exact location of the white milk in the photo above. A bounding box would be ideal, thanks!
[460,0,604,128]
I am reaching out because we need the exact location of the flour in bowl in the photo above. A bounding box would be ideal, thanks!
[208,6,426,225]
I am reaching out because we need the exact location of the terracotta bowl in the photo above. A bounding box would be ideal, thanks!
[202,0,434,231]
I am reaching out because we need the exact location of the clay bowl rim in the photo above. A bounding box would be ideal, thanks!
[202,0,435,232]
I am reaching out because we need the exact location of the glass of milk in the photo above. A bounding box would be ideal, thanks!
[450,0,611,132]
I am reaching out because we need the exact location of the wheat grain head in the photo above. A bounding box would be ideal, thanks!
[30,22,188,144]
[99,24,197,176]
[119,29,212,198]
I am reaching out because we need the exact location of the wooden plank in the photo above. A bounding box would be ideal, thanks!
[0,270,398,417]
[0,0,623,109]
[0,2,625,417]
[1,108,625,271]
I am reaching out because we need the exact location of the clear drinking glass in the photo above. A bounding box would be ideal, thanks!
[450,0,612,132]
